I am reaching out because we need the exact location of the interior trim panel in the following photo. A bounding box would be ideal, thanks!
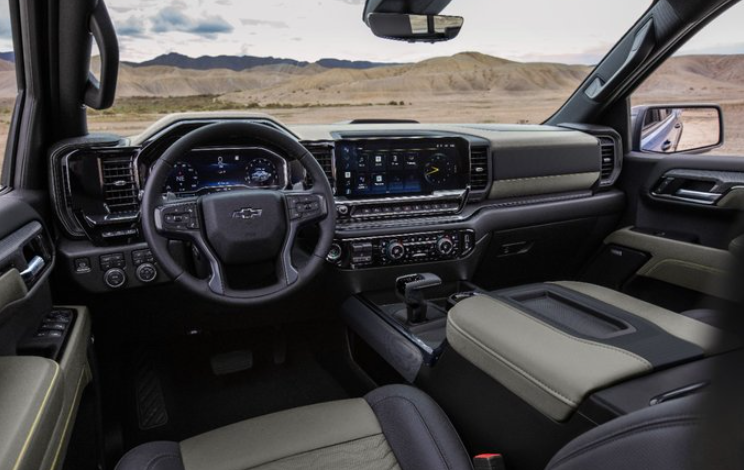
[605,227,735,300]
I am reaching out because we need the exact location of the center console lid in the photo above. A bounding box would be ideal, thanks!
[446,282,738,421]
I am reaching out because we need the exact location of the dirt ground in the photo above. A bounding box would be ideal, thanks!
[1,91,743,179]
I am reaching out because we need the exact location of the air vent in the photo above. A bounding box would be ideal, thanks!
[469,146,490,191]
[599,136,617,182]
[303,142,335,187]
[101,156,139,214]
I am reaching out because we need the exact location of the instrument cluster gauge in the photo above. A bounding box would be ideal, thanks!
[164,161,200,193]
[246,158,279,187]
[423,153,454,186]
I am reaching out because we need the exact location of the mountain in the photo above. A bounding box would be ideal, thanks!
[315,58,402,70]
[4,52,744,104]
[224,52,593,105]
[0,52,14,63]
[125,52,399,72]
[126,52,307,71]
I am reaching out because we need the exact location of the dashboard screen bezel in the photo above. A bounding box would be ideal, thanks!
[333,136,471,200]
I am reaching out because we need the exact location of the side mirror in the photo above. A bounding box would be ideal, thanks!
[366,13,463,42]
[632,104,724,154]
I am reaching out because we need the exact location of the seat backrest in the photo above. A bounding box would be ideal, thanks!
[545,395,741,470]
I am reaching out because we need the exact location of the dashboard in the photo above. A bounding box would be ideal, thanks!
[163,147,289,196]
[50,115,619,291]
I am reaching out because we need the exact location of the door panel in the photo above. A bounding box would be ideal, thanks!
[0,195,93,470]
[605,227,734,301]
[606,152,744,311]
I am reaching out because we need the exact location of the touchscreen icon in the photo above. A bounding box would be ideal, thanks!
[372,153,386,170]
[372,173,386,189]
[405,153,418,169]
[389,153,403,169]
[356,174,370,190]
[357,153,370,170]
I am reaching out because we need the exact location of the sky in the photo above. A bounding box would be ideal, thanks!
[1,0,744,64]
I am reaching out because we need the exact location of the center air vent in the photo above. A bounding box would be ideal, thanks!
[303,142,335,188]
[469,146,490,191]
[599,136,617,183]
[101,156,139,214]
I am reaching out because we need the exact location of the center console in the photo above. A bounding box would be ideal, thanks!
[317,135,487,270]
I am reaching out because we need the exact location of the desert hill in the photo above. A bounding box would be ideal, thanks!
[635,54,744,97]
[2,52,744,104]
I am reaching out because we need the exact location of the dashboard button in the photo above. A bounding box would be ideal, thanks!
[74,258,92,273]
[327,243,343,262]
[104,268,127,289]
[136,263,158,283]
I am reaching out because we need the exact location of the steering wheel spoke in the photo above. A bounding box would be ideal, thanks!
[154,199,226,295]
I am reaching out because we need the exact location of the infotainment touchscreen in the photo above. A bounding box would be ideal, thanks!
[334,137,470,198]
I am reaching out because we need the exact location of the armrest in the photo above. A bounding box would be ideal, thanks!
[0,356,63,470]
[446,294,653,422]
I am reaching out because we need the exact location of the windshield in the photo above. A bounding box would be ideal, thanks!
[7,0,653,140]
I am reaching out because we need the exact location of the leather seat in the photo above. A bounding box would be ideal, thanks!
[116,380,738,470]
[115,385,472,470]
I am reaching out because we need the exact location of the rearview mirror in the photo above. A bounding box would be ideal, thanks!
[632,105,724,154]
[366,13,463,42]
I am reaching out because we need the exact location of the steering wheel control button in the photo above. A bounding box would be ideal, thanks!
[136,263,158,283]
[160,202,199,231]
[104,268,127,289]
[287,194,323,220]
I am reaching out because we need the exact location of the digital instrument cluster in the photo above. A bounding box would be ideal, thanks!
[334,137,470,199]
[163,147,288,196]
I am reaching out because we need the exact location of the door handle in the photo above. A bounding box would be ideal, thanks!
[20,256,46,284]
[674,188,722,203]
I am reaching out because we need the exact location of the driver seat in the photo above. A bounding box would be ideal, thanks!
[115,385,472,470]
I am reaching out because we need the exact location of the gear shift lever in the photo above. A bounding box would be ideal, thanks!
[395,273,442,324]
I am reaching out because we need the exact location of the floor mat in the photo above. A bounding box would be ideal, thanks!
[118,324,369,448]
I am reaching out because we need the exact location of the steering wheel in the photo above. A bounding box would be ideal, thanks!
[141,121,336,306]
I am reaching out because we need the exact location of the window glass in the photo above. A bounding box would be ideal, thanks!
[0,0,16,188]
[633,3,744,155]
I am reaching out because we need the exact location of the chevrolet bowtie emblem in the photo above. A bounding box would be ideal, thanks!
[232,207,263,220]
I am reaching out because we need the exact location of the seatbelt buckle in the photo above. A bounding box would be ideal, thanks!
[473,453,506,470]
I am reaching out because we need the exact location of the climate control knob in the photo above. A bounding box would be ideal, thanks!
[436,236,455,256]
[386,241,406,260]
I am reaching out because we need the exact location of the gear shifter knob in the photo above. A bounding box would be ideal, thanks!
[395,273,442,324]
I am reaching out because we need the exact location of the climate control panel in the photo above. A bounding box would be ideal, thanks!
[329,229,475,269]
